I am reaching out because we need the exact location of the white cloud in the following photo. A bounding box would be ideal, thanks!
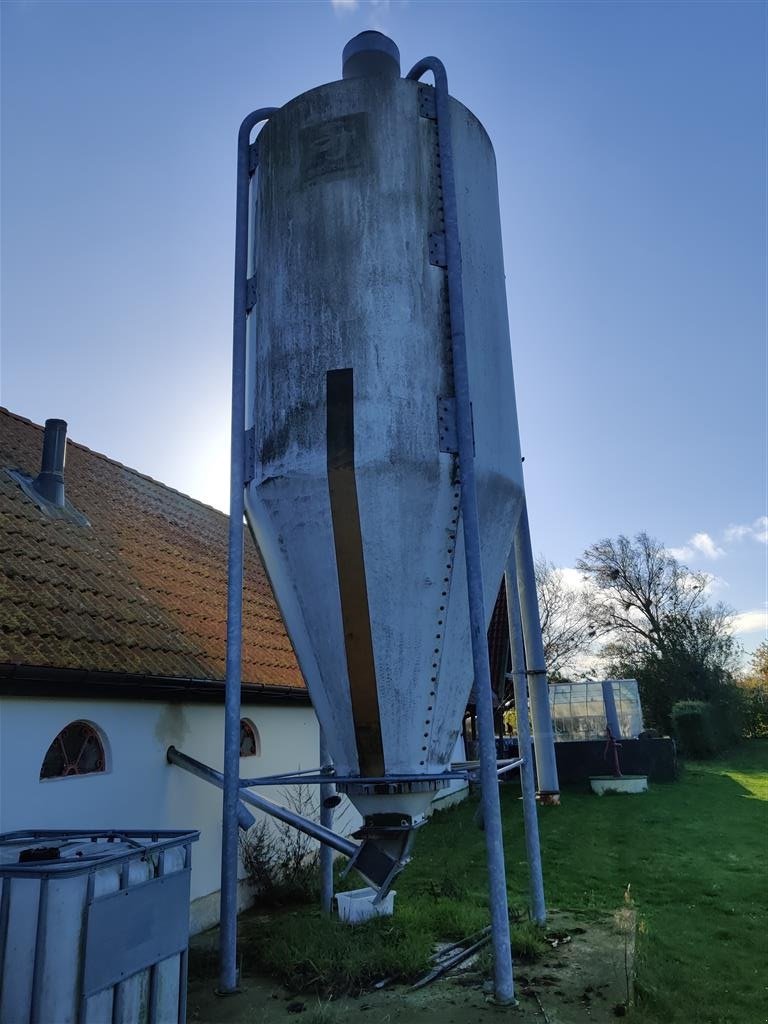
[731,609,768,636]
[724,516,768,545]
[667,544,692,560]
[690,532,725,560]
[667,531,724,562]
[331,0,359,12]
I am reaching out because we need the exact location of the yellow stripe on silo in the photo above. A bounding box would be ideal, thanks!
[326,368,385,778]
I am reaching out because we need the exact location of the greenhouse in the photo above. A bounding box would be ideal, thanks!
[548,680,644,742]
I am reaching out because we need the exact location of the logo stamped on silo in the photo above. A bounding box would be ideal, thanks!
[300,113,370,184]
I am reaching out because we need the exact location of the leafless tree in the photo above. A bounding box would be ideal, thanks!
[575,532,713,658]
[535,557,603,678]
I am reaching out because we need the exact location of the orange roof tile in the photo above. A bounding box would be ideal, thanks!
[0,408,305,693]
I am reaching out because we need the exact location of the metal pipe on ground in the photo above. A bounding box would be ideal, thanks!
[406,55,515,1007]
[504,548,547,925]
[513,500,560,803]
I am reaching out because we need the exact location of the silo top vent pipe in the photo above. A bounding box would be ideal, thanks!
[342,31,400,79]
[34,418,67,507]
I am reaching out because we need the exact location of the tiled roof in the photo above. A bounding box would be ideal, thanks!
[0,408,305,691]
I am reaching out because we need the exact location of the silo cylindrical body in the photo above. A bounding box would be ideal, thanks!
[244,70,524,824]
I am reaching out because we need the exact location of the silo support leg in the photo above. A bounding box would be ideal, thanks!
[319,727,335,916]
[513,501,560,802]
[505,549,546,925]
[221,105,278,996]
[406,54,515,1007]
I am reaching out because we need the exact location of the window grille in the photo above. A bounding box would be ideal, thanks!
[40,721,106,780]
[239,718,261,757]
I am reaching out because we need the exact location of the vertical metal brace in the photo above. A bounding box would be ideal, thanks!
[146,850,165,1024]
[0,878,10,993]
[111,862,130,1024]
[602,680,622,741]
[221,104,278,998]
[513,500,560,801]
[505,549,547,925]
[319,727,335,916]
[30,877,49,1023]
[77,871,96,1024]
[407,56,516,1007]
[178,844,191,1024]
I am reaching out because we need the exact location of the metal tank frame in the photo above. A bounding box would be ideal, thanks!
[166,32,560,1007]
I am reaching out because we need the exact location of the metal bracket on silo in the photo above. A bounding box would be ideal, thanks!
[418,84,437,120]
[244,427,256,485]
[245,275,258,315]
[429,232,447,268]
[437,396,458,453]
[248,141,260,175]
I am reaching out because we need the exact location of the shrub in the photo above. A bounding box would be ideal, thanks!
[740,684,768,739]
[671,701,718,758]
[239,785,320,906]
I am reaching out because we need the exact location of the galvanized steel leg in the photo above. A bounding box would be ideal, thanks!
[30,876,49,1024]
[513,500,560,802]
[178,845,191,1024]
[0,877,9,993]
[319,727,335,916]
[111,863,130,1024]
[602,680,622,741]
[505,549,546,925]
[77,871,96,1024]
[407,56,515,1006]
[221,105,277,995]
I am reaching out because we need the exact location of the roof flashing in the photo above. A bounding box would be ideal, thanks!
[5,468,91,527]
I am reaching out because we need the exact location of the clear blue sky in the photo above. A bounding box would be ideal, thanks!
[1,0,765,653]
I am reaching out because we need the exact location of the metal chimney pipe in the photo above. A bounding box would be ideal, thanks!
[34,419,67,507]
[342,32,400,79]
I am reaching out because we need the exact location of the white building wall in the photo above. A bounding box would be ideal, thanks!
[0,696,361,932]
[0,696,467,933]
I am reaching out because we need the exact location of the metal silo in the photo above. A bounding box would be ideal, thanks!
[196,32,561,1003]
[243,34,524,824]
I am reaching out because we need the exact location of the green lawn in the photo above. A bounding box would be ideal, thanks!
[487,741,767,1023]
[229,742,768,1022]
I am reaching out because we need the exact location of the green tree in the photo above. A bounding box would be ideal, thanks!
[738,641,768,738]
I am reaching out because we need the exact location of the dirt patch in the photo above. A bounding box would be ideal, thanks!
[187,910,634,1023]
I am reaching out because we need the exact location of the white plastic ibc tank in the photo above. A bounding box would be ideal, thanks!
[244,38,524,826]
[0,829,198,1024]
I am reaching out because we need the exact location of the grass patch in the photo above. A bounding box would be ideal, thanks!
[220,741,767,1021]
[497,740,767,1024]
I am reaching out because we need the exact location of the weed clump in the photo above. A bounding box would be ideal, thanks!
[239,786,320,907]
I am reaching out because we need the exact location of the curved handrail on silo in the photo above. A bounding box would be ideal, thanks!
[405,58,515,1006]
[222,105,279,996]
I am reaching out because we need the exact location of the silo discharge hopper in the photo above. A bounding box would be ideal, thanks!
[243,32,524,882]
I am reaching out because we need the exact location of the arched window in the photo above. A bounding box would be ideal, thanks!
[40,721,106,780]
[239,718,261,758]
